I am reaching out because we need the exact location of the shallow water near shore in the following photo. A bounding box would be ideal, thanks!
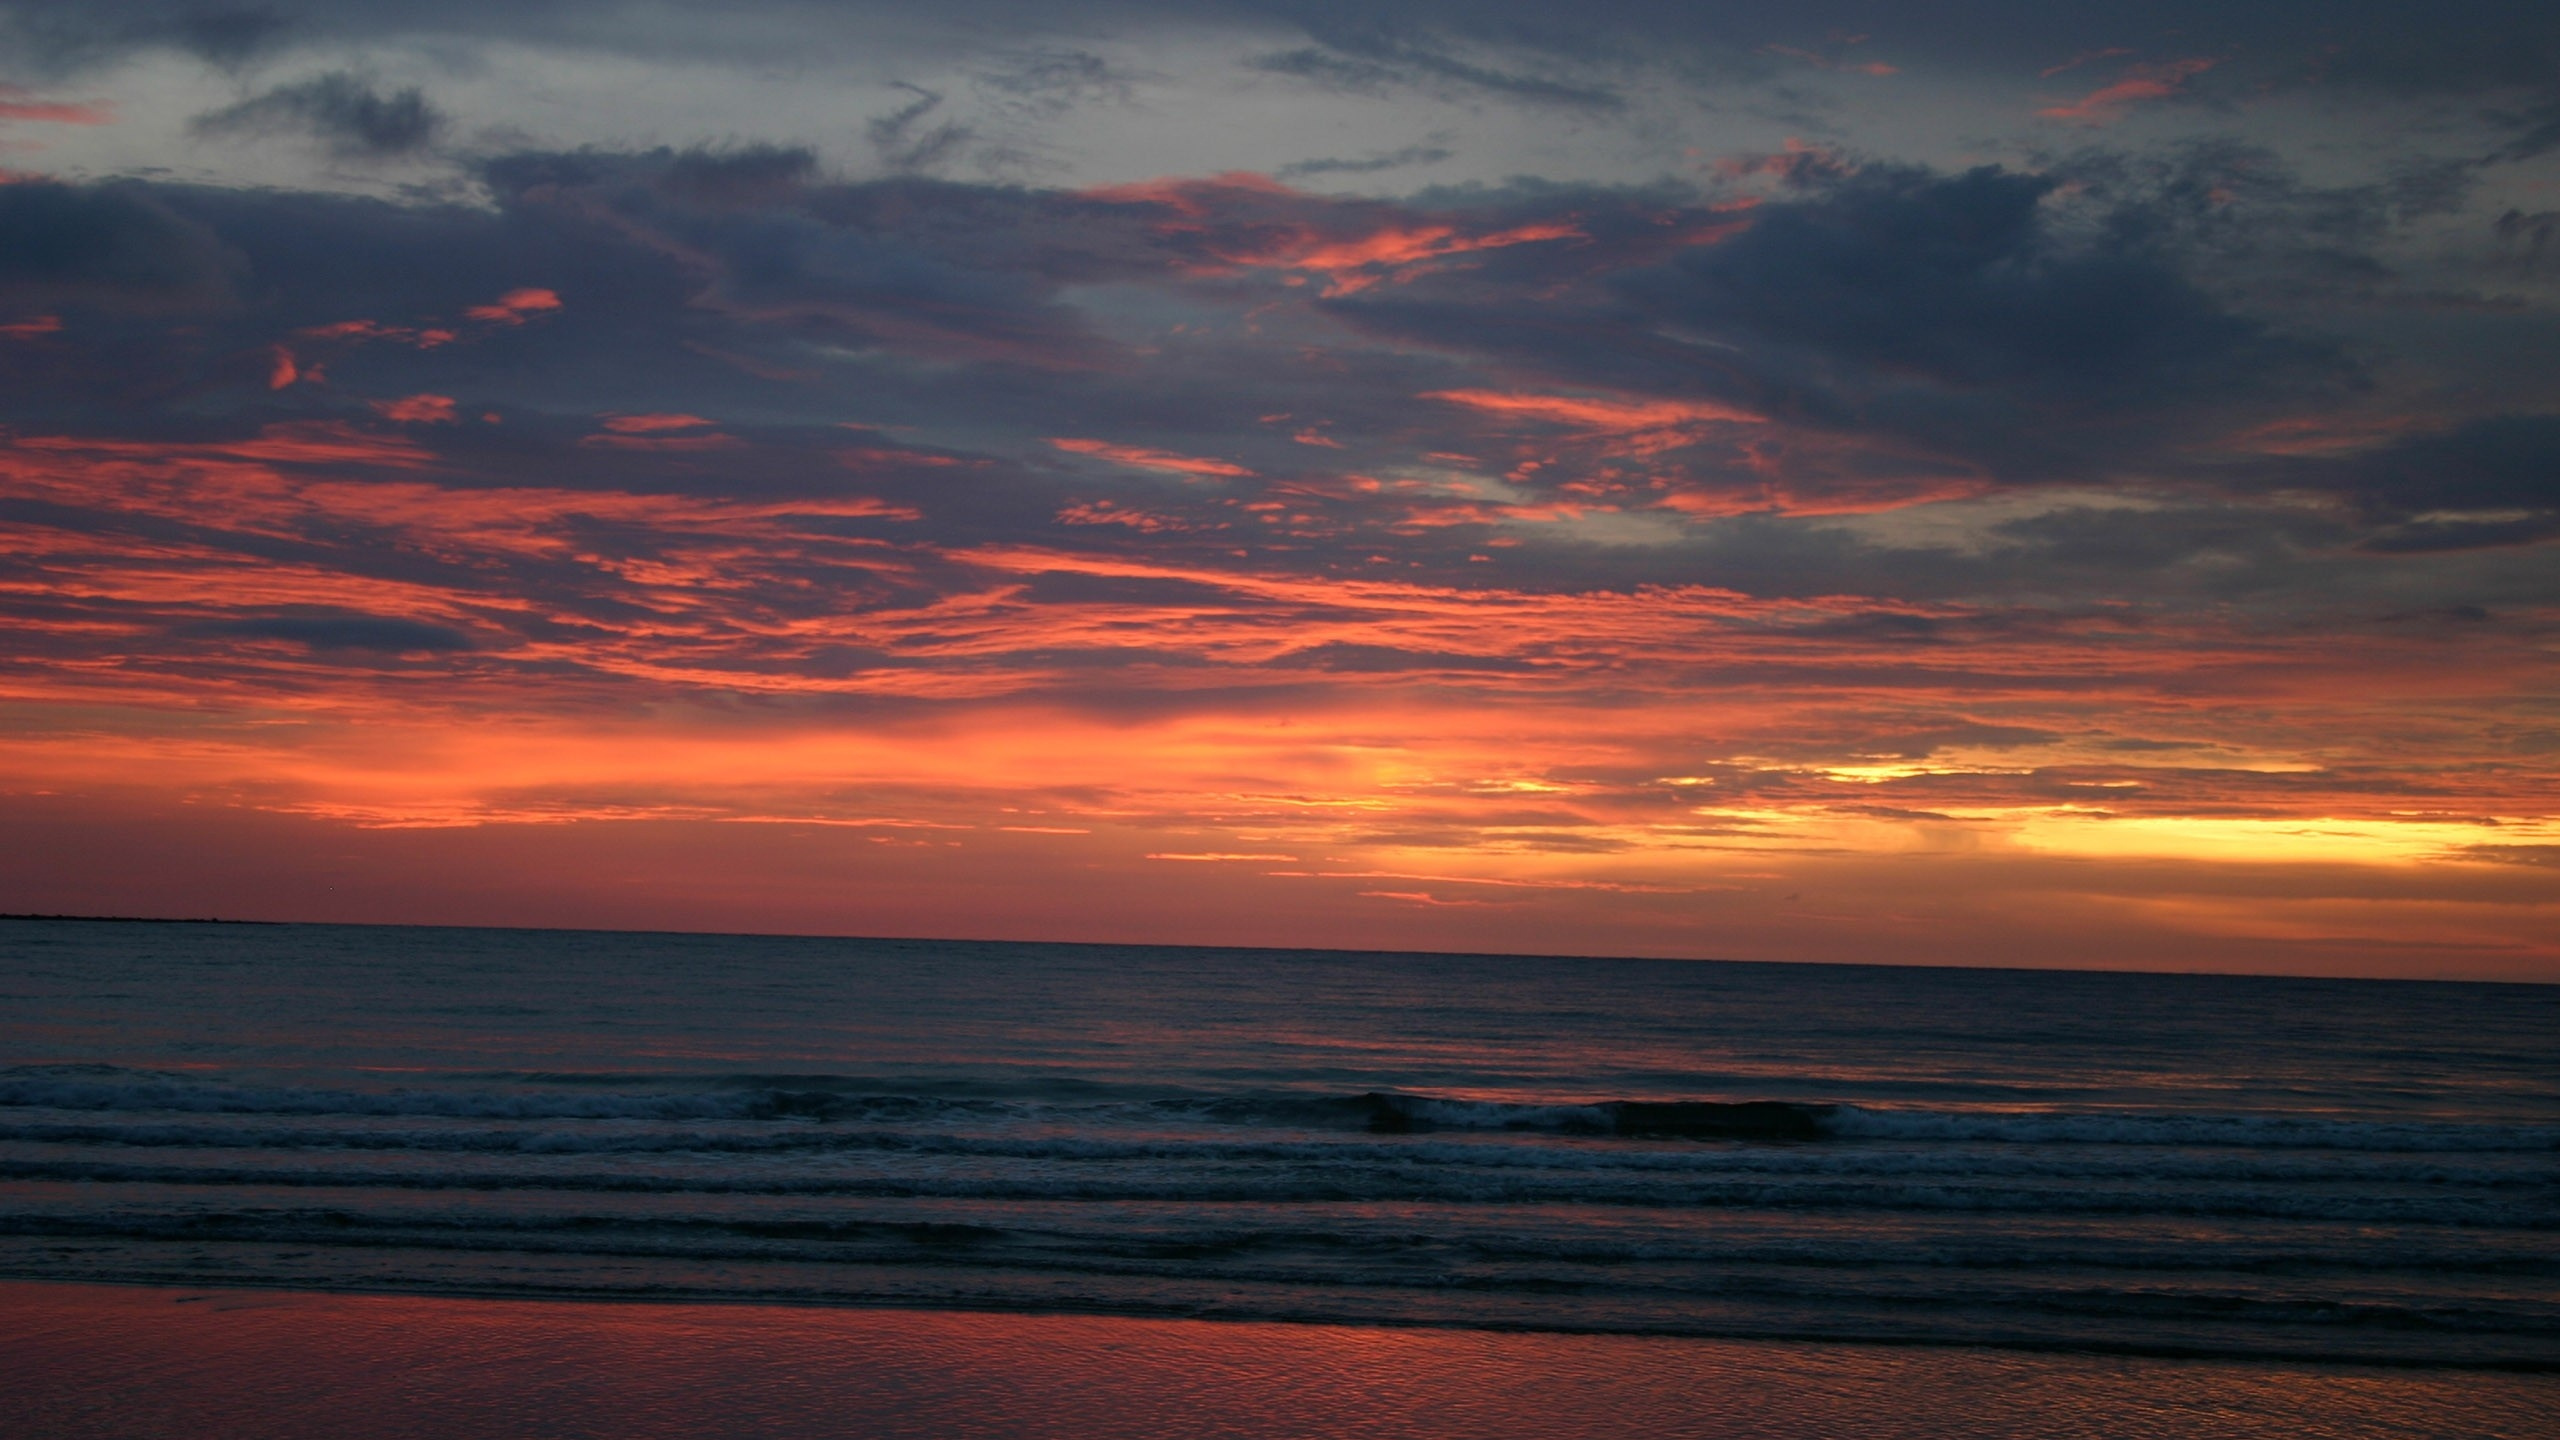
[1,918,2554,1379]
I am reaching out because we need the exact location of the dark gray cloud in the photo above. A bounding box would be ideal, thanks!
[2495,208,2560,275]
[1276,143,1454,179]
[191,71,444,157]
[0,2,288,76]
[2039,142,2480,315]
[2494,94,2560,161]
[1247,39,1621,110]
[1310,163,2347,493]
[657,144,821,206]
[0,181,241,315]
[479,151,1141,367]
[0,136,2550,642]
[5,0,2552,104]
[198,613,479,653]
[1627,166,2284,404]
[973,48,1137,119]
[2344,416,2560,513]
[166,7,291,66]
[2284,416,2560,552]
[866,85,977,175]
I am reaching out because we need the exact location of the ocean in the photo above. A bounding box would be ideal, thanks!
[0,919,2553,1375]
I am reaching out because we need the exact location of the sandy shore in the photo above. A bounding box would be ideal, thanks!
[3,1279,2552,1439]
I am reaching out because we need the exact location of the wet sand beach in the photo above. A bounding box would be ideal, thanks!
[4,1279,2553,1440]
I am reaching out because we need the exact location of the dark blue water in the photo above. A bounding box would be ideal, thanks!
[1,920,2553,1367]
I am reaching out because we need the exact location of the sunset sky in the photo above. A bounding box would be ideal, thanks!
[2,1,2556,978]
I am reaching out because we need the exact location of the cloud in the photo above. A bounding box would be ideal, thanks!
[2341,416,2560,512]
[1623,166,2272,404]
[0,2,289,76]
[2263,415,2560,552]
[463,287,560,324]
[1290,161,2338,506]
[1243,10,1630,109]
[973,48,1138,119]
[2494,94,2560,162]
[1246,40,1620,110]
[658,144,819,206]
[369,393,456,422]
[867,84,976,175]
[163,7,290,66]
[2495,208,2560,274]
[1276,143,1455,180]
[0,85,114,124]
[0,4,2552,975]
[2037,57,2217,126]
[196,612,477,654]
[1049,438,1253,478]
[190,71,444,158]
[0,152,2411,537]
[0,180,240,314]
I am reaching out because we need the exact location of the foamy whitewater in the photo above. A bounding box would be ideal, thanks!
[1,921,2552,1367]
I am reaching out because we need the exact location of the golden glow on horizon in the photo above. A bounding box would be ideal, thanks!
[1,379,2554,972]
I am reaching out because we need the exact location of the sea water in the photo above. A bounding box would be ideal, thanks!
[0,920,2552,1369]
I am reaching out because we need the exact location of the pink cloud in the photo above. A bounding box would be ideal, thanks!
[0,89,114,125]
[369,394,458,424]
[464,288,564,325]
[1049,438,1253,478]
[2039,58,2217,125]
[601,413,718,434]
[298,319,459,350]
[1085,173,1583,296]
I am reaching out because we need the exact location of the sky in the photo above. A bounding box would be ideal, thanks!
[1,1,2557,979]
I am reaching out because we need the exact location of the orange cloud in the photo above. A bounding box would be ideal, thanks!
[1049,438,1253,478]
[298,319,459,349]
[1425,391,1763,431]
[1424,390,1765,461]
[2038,58,2217,125]
[369,394,457,424]
[1086,173,1582,295]
[2222,413,2440,458]
[1233,219,1581,296]
[464,288,564,324]
[4,406,2556,977]
[1057,501,1189,532]
[1078,171,1296,214]
[580,432,744,452]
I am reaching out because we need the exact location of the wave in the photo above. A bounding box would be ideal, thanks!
[12,1202,2553,1275]
[6,1207,2555,1368]
[5,1067,2551,1154]
[2,1119,2548,1193]
[0,1071,993,1125]
[4,1157,2550,1227]
[1822,1107,2560,1152]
